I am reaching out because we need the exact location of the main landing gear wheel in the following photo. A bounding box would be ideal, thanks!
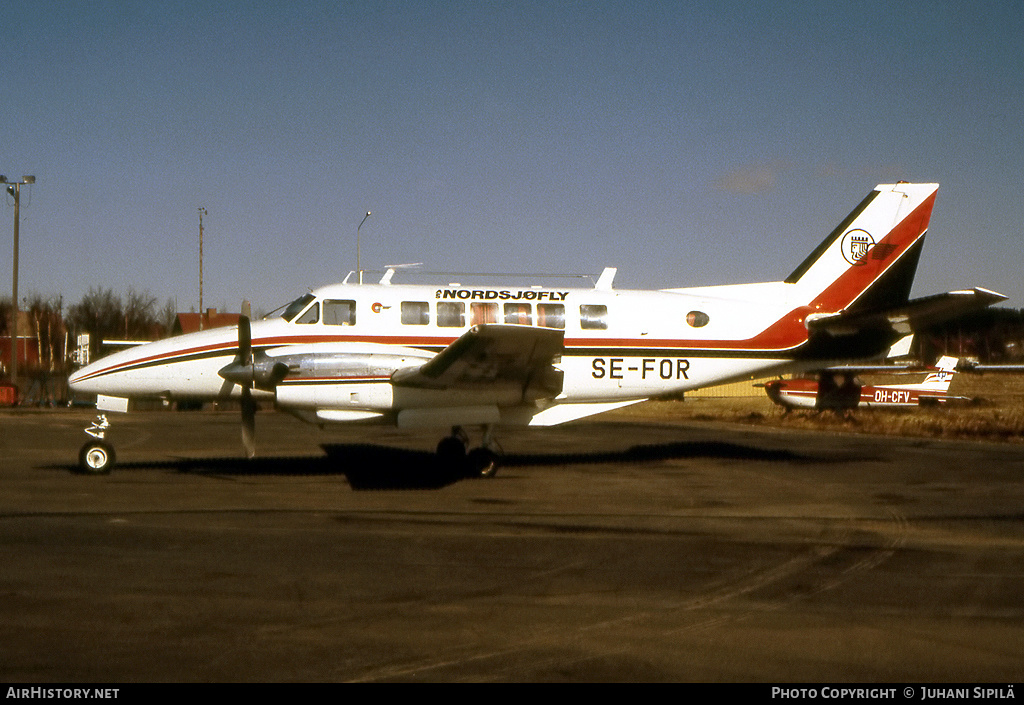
[436,425,469,464]
[435,426,502,478]
[466,447,500,478]
[79,440,116,475]
[436,435,467,465]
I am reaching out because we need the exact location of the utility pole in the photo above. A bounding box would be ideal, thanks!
[2,175,35,389]
[198,207,206,330]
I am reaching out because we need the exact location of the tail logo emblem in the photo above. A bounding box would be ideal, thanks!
[841,229,875,266]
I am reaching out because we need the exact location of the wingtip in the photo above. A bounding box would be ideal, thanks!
[949,287,1008,304]
[975,287,1008,303]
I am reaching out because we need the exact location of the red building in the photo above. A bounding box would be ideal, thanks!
[171,308,242,336]
[1,310,41,373]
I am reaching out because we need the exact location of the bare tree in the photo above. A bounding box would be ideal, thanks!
[159,298,177,334]
[67,288,123,359]
[124,288,159,340]
[66,288,174,359]
[24,293,67,371]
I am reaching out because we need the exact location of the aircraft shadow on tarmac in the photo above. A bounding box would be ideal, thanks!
[54,440,820,490]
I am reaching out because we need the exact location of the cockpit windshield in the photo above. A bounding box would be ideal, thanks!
[277,293,316,322]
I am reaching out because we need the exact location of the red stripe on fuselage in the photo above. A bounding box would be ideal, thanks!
[70,340,238,383]
[71,311,835,387]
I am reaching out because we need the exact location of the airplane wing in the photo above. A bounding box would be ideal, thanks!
[959,362,1024,374]
[391,324,565,401]
[821,355,960,376]
[807,287,1007,338]
[812,364,927,375]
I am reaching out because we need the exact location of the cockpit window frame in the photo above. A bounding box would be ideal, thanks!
[295,301,320,325]
[280,294,316,322]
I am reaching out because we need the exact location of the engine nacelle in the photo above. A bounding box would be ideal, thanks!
[276,379,395,411]
[272,352,419,411]
[280,352,417,380]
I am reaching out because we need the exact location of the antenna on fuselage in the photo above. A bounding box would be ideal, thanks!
[595,267,617,290]
[380,262,423,285]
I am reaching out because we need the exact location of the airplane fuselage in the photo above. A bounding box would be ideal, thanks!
[763,377,949,410]
[70,278,809,427]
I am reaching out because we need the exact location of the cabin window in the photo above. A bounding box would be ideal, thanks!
[504,303,532,325]
[323,299,356,326]
[281,293,315,322]
[295,301,320,324]
[537,304,565,329]
[437,301,465,328]
[471,302,499,326]
[401,301,430,325]
[580,304,608,330]
[686,310,710,328]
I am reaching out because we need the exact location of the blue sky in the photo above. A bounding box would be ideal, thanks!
[3,1,1022,315]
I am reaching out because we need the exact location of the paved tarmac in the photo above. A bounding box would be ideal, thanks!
[1,408,1023,682]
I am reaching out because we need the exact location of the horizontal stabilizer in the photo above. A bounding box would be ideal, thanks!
[807,287,1006,338]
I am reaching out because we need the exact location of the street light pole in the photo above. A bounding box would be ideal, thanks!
[2,175,34,389]
[198,207,206,330]
[357,211,371,285]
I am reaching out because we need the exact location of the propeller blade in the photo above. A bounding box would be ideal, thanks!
[238,315,252,366]
[237,315,256,458]
[241,385,256,459]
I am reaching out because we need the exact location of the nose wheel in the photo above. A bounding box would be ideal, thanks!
[78,413,116,474]
[79,440,116,474]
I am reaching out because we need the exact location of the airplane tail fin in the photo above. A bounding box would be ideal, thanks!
[885,333,915,360]
[919,355,958,392]
[786,183,938,314]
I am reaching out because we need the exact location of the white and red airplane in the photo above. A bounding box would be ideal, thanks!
[68,183,1004,475]
[762,355,961,411]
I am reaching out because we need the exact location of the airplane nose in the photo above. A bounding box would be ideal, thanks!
[68,366,98,394]
[68,367,88,391]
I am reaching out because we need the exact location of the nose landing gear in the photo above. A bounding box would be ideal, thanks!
[78,414,116,474]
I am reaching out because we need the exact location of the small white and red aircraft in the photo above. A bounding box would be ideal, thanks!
[68,182,1004,475]
[762,355,961,411]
